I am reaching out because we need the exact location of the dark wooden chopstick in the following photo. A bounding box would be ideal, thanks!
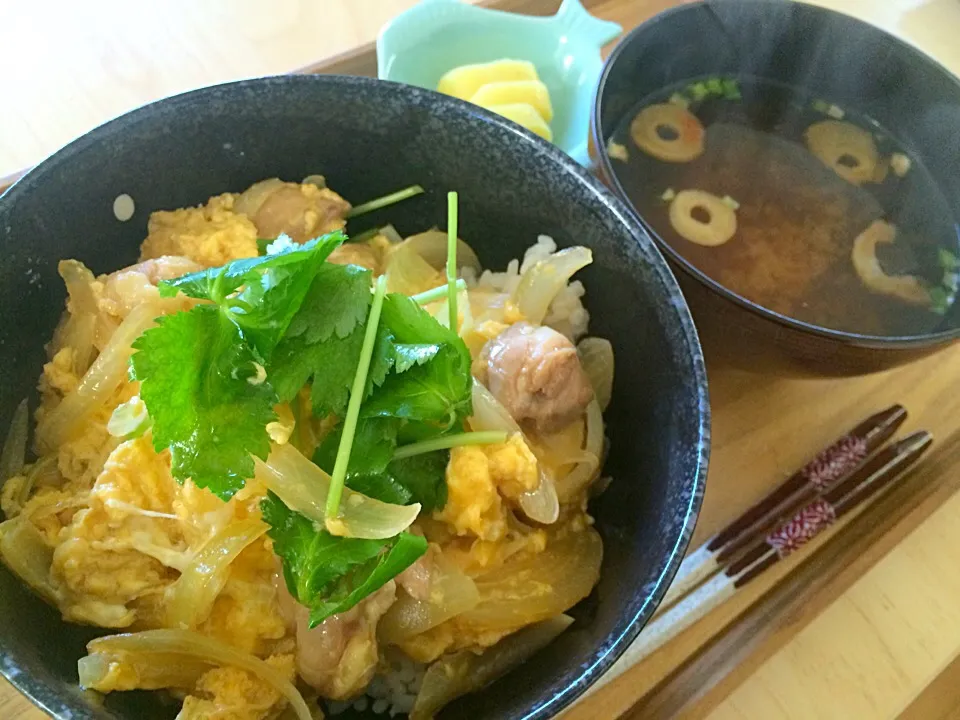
[710,404,907,552]
[656,404,907,615]
[728,430,933,585]
[589,427,932,689]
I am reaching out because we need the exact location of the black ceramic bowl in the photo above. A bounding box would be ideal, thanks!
[0,75,708,719]
[593,0,960,375]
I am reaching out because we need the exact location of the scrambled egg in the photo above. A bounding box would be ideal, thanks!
[141,193,258,267]
[435,434,538,541]
[199,539,288,656]
[52,436,182,626]
[178,654,295,720]
[462,319,508,360]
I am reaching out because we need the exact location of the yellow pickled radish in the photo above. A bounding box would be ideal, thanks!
[470,80,554,123]
[482,103,553,141]
[437,59,538,101]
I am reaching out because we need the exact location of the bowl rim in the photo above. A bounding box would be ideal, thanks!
[0,73,710,720]
[592,0,960,349]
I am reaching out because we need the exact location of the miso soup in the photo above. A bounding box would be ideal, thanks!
[607,75,960,337]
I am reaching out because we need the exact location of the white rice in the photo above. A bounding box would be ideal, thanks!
[326,651,425,717]
[462,235,591,341]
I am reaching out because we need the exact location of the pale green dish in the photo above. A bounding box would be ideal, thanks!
[377,0,621,165]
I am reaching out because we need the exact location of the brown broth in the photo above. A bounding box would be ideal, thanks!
[610,76,960,337]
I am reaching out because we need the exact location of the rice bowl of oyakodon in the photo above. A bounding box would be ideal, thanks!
[0,75,708,720]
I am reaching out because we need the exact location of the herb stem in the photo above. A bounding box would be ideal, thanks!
[325,275,389,526]
[393,431,508,460]
[446,191,459,331]
[346,185,425,219]
[412,279,466,305]
[350,226,383,244]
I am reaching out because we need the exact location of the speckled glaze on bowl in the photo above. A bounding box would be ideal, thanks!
[0,75,708,719]
[593,0,960,375]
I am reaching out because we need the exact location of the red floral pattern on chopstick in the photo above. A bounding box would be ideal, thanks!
[802,436,869,493]
[766,498,837,557]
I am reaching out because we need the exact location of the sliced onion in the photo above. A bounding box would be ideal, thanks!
[577,337,614,412]
[78,651,211,691]
[384,241,444,296]
[15,454,62,511]
[254,443,420,540]
[64,314,98,377]
[80,629,312,720]
[461,526,602,632]
[59,260,98,315]
[510,247,592,325]
[555,400,604,502]
[397,231,482,274]
[469,379,521,434]
[165,517,267,629]
[301,174,326,189]
[517,478,559,525]
[234,178,285,218]
[427,287,473,336]
[37,302,159,452]
[54,260,98,373]
[0,517,59,603]
[1,399,28,484]
[469,381,559,523]
[27,455,62,489]
[379,556,480,644]
[379,224,403,245]
[468,290,510,326]
[410,614,574,720]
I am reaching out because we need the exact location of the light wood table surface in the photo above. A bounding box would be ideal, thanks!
[3,1,960,719]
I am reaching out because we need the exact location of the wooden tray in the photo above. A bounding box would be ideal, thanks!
[3,1,960,718]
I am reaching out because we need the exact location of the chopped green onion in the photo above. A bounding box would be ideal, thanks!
[721,78,741,100]
[688,82,708,100]
[446,192,459,331]
[929,286,951,315]
[938,248,960,271]
[325,275,389,526]
[393,431,509,460]
[411,279,467,305]
[347,185,425,219]
[943,271,960,292]
[107,397,151,440]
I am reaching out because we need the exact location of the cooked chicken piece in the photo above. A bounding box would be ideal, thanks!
[275,573,396,700]
[395,543,437,601]
[100,256,201,316]
[235,179,351,244]
[475,322,594,433]
[95,255,202,349]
